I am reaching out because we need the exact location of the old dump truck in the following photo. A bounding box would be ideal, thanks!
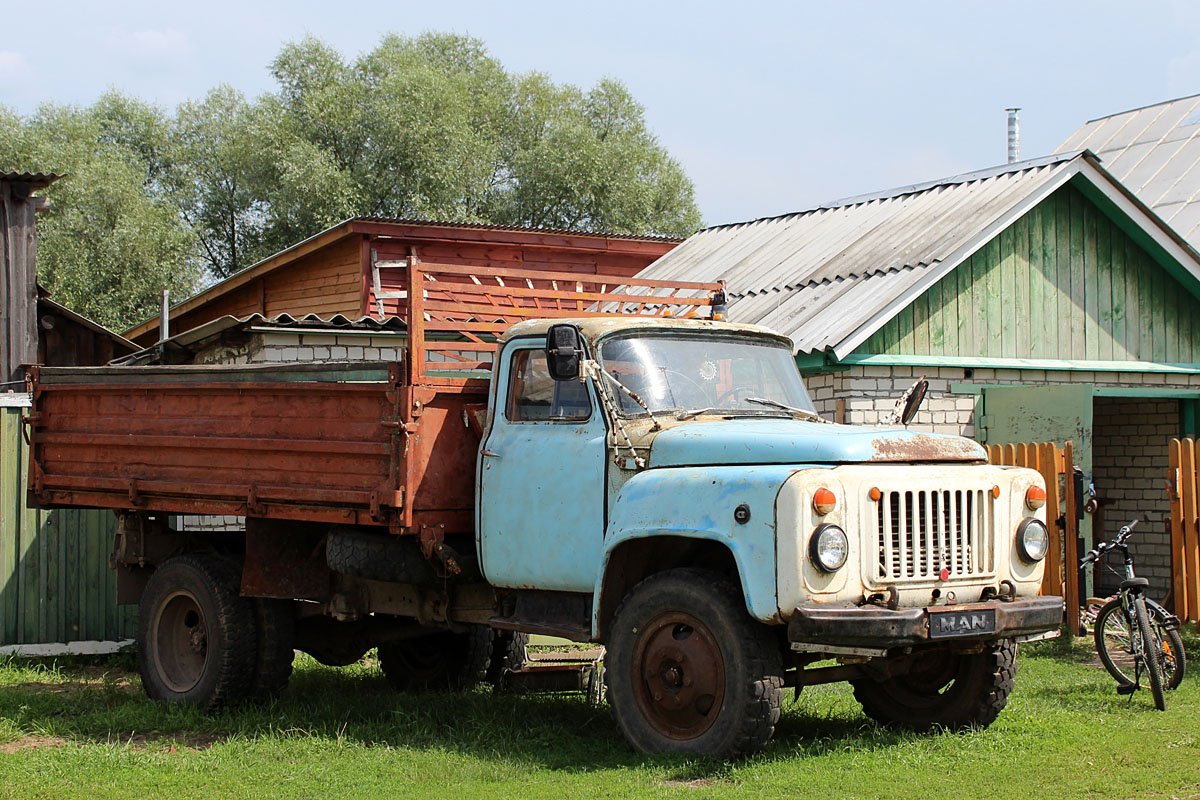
[24,260,1062,759]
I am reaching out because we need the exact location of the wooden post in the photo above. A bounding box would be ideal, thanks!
[1181,439,1200,624]
[1062,440,1080,636]
[1,182,39,385]
[1040,442,1064,599]
[1169,439,1187,621]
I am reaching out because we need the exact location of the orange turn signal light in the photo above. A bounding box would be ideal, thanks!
[1025,485,1047,511]
[813,487,837,515]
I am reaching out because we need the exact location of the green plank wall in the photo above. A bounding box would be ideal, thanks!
[861,183,1200,361]
[1,408,135,646]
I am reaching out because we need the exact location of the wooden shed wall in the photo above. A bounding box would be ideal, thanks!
[133,228,676,347]
[861,183,1200,362]
[1,408,133,646]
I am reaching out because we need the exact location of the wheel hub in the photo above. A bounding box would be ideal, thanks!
[633,613,725,740]
[151,591,210,694]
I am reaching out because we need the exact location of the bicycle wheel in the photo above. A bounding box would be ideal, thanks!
[1152,610,1187,691]
[1133,597,1166,711]
[1094,598,1137,686]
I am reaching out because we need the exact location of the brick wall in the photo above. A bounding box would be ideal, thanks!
[1091,397,1177,601]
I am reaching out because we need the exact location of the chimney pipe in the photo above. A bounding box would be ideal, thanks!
[159,289,170,343]
[1006,108,1021,164]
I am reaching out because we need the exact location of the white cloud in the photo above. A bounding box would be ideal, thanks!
[0,50,32,85]
[105,27,194,62]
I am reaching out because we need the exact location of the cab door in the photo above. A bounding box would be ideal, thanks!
[477,341,607,591]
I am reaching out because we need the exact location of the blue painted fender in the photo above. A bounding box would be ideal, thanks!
[593,464,814,635]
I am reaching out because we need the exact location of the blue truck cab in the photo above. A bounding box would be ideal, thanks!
[476,316,1062,758]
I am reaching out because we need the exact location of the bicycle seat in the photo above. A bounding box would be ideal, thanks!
[1119,577,1150,591]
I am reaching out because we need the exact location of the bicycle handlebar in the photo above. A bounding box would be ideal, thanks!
[1080,518,1143,568]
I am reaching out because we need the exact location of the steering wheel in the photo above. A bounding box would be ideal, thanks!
[660,369,714,408]
[715,385,760,407]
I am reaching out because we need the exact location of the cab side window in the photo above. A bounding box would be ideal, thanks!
[506,349,591,422]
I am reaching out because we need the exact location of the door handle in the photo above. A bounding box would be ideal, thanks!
[481,449,501,458]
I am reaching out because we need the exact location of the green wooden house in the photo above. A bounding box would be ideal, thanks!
[638,150,1200,602]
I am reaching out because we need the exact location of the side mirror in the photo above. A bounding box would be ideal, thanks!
[899,377,929,426]
[545,324,582,381]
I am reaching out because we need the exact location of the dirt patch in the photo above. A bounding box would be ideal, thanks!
[0,736,68,754]
[95,731,230,751]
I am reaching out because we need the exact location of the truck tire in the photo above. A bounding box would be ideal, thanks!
[378,625,493,691]
[487,630,530,684]
[136,554,255,711]
[606,568,784,759]
[326,528,436,584]
[851,638,1017,731]
[249,599,295,700]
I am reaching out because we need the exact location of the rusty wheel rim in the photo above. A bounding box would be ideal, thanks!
[631,611,725,740]
[151,590,209,693]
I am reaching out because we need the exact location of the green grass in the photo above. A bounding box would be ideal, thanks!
[1,633,1198,799]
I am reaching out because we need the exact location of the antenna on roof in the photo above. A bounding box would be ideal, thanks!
[1006,108,1021,164]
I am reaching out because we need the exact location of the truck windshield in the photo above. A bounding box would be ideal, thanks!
[599,334,816,416]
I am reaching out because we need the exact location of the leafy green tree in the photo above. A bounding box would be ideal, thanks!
[1,32,700,325]
[0,95,203,331]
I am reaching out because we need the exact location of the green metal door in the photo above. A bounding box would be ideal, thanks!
[979,384,1093,473]
[980,384,1094,587]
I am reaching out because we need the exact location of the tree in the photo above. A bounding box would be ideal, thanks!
[0,95,203,331]
[1,32,701,324]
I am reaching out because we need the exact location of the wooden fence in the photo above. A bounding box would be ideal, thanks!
[1168,438,1200,624]
[986,441,1078,634]
[1,406,134,648]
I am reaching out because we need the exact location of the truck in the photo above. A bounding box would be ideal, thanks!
[23,259,1063,759]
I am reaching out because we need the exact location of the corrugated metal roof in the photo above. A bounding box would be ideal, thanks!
[638,153,1086,356]
[1057,94,1200,248]
[114,313,407,365]
[638,150,1200,358]
[353,216,684,242]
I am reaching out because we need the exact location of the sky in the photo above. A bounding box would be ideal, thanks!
[3,0,1200,228]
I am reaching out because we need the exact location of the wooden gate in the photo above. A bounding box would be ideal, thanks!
[1168,439,1200,625]
[986,441,1079,634]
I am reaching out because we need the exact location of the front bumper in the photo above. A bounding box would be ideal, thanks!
[787,596,1064,649]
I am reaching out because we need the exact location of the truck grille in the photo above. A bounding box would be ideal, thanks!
[872,489,995,581]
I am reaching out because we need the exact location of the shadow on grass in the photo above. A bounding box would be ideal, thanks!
[0,652,921,777]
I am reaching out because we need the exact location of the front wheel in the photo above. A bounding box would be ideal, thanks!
[851,639,1017,731]
[606,568,784,759]
[1094,599,1186,691]
[1133,598,1166,711]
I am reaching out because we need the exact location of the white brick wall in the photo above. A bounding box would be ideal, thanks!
[1091,397,1177,601]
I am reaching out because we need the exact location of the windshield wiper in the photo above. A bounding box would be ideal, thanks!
[745,397,829,423]
[674,407,783,420]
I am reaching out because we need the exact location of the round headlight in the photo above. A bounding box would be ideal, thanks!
[1016,518,1050,562]
[809,524,849,572]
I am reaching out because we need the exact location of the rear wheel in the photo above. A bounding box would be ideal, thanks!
[249,599,295,700]
[378,625,493,691]
[606,568,784,759]
[852,639,1017,731]
[136,555,255,711]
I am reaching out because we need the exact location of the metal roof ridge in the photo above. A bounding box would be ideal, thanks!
[702,151,1086,233]
[1083,92,1200,125]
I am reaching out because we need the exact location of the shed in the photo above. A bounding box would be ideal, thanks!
[637,149,1200,604]
[2,173,140,652]
[125,218,682,346]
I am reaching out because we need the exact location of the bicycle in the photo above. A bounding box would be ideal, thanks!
[1080,519,1186,710]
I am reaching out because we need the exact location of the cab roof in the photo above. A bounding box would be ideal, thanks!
[501,316,794,349]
